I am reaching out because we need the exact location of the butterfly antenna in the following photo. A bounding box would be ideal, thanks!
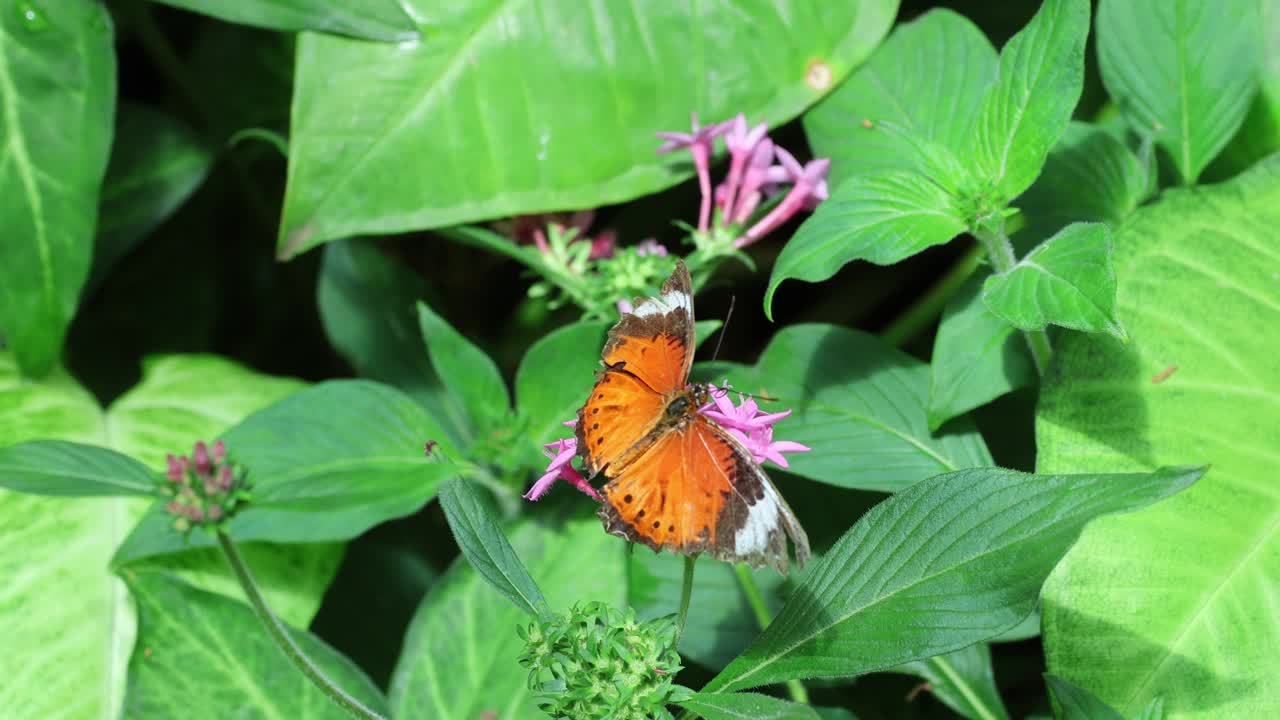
[708,294,735,363]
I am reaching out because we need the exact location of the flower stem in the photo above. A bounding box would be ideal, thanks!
[733,564,810,704]
[676,555,697,638]
[217,531,387,720]
[880,243,985,348]
[972,223,1052,375]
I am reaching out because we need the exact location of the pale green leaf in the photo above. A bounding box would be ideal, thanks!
[705,465,1202,693]
[152,0,417,41]
[983,223,1125,340]
[974,0,1089,202]
[0,0,115,376]
[278,0,899,257]
[895,645,1010,720]
[1039,157,1280,718]
[1097,0,1262,184]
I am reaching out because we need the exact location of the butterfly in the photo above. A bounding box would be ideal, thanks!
[576,260,810,573]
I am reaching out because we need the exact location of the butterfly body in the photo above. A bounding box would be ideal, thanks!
[575,261,809,574]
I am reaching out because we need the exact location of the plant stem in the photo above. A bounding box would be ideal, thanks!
[676,555,697,637]
[972,223,1053,375]
[218,532,387,720]
[880,244,985,348]
[733,565,810,705]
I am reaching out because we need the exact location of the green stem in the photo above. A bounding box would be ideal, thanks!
[972,223,1052,375]
[218,532,387,720]
[676,555,697,638]
[880,244,985,348]
[733,565,810,705]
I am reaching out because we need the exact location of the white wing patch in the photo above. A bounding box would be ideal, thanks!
[734,479,782,556]
[632,290,691,318]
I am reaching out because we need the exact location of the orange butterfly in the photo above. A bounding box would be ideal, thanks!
[576,261,810,573]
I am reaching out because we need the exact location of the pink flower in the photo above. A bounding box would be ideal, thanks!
[588,229,617,260]
[717,114,769,222]
[657,113,728,233]
[728,139,777,225]
[635,238,668,257]
[738,147,830,248]
[524,421,601,502]
[616,299,634,315]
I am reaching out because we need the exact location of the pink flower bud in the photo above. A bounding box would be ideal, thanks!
[193,442,211,475]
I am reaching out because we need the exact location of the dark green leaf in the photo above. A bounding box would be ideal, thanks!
[680,692,821,720]
[0,0,115,376]
[929,276,1036,430]
[1039,157,1280,716]
[317,238,466,444]
[1097,0,1262,184]
[1045,675,1126,720]
[418,300,510,433]
[123,571,388,719]
[766,172,968,316]
[805,9,997,186]
[389,511,625,720]
[983,222,1125,340]
[704,465,1203,693]
[713,325,992,492]
[277,0,899,257]
[91,103,213,292]
[515,320,610,466]
[0,440,155,496]
[438,479,546,616]
[974,0,1089,202]
[895,645,1010,720]
[152,0,417,41]
[113,380,455,563]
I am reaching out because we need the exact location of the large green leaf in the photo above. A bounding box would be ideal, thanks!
[152,0,417,41]
[982,223,1125,340]
[114,380,455,562]
[766,171,968,315]
[894,645,1010,720]
[91,103,212,293]
[1097,0,1262,184]
[974,0,1088,203]
[278,0,899,257]
[703,465,1202,693]
[123,571,388,719]
[389,511,626,720]
[804,9,997,186]
[1038,158,1280,717]
[713,325,992,493]
[1045,676,1126,720]
[0,0,115,376]
[929,276,1036,431]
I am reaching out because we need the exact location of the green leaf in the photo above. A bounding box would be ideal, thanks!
[1208,0,1280,179]
[929,276,1036,430]
[680,691,821,720]
[1097,0,1262,184]
[123,571,388,719]
[438,479,546,616]
[1134,697,1166,720]
[151,0,418,41]
[515,320,610,463]
[0,440,155,496]
[1045,675,1126,720]
[704,465,1203,693]
[0,0,115,376]
[418,300,510,434]
[766,172,968,316]
[91,103,213,293]
[1038,157,1280,717]
[277,0,899,258]
[113,380,455,563]
[804,9,997,186]
[712,325,992,492]
[982,223,1125,340]
[389,510,625,720]
[317,238,466,444]
[1014,122,1149,243]
[894,645,1010,720]
[974,0,1089,202]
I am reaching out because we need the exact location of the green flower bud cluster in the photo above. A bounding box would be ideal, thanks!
[517,601,688,719]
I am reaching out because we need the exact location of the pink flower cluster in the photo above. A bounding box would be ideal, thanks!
[525,390,809,502]
[162,440,248,531]
[656,113,830,247]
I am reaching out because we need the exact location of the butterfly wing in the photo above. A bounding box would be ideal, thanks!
[576,369,666,477]
[597,415,810,574]
[599,260,695,395]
